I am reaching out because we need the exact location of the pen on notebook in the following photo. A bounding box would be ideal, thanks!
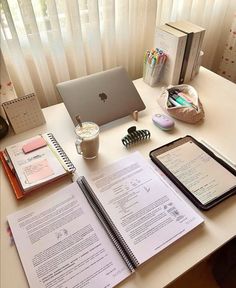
[201,140,236,168]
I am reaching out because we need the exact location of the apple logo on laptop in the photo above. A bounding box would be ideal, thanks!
[99,92,108,102]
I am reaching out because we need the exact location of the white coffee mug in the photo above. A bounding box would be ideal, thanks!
[75,122,99,159]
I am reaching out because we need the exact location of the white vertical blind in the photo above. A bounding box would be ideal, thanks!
[1,0,157,106]
[155,0,231,70]
[0,0,235,107]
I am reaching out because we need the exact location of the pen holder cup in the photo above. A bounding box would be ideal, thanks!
[143,48,167,87]
[157,84,205,124]
[143,62,165,87]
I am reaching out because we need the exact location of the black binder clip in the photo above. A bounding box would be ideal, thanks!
[122,126,151,148]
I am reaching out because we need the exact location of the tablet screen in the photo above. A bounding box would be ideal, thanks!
[153,139,236,205]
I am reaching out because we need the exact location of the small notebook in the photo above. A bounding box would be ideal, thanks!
[2,93,46,134]
[1,133,76,199]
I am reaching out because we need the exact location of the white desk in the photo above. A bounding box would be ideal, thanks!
[1,67,236,288]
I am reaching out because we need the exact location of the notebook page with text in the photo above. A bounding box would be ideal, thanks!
[7,182,131,288]
[156,141,236,205]
[86,152,204,265]
[4,134,74,193]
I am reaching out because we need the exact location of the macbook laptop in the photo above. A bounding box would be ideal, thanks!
[56,66,146,126]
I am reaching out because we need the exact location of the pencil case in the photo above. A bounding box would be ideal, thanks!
[157,84,205,124]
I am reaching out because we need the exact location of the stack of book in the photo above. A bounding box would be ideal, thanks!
[154,21,205,85]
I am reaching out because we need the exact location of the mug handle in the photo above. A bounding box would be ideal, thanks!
[75,138,83,155]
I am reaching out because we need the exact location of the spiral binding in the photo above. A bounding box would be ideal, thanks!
[78,177,140,269]
[122,126,151,147]
[46,133,76,173]
[2,93,35,106]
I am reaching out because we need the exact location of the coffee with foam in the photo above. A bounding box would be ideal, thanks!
[75,122,99,159]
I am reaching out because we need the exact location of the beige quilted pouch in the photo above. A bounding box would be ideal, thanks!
[157,84,205,124]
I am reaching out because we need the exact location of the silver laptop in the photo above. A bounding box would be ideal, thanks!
[56,66,146,126]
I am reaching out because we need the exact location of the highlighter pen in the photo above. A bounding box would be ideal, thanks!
[168,97,182,107]
[178,92,198,110]
[169,94,192,107]
[178,92,192,102]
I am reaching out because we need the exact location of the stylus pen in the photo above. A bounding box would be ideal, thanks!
[201,140,236,169]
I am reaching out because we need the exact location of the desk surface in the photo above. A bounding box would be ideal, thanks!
[1,67,236,288]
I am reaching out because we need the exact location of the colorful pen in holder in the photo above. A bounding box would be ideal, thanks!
[143,48,167,86]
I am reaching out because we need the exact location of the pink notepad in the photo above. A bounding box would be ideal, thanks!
[22,137,47,154]
[4,133,75,196]
[23,159,55,184]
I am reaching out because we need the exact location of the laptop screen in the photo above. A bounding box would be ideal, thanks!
[56,67,146,126]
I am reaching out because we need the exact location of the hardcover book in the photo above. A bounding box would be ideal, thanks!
[154,24,187,85]
[167,21,205,83]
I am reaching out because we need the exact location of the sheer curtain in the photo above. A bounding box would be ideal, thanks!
[0,0,157,107]
[0,0,235,108]
[155,0,234,70]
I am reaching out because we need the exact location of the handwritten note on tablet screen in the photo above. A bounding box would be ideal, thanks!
[156,141,236,205]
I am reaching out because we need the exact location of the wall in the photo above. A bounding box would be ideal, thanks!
[211,0,236,73]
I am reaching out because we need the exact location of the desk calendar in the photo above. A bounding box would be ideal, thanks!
[2,93,46,134]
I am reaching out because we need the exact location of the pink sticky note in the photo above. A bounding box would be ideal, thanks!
[22,137,47,154]
[23,159,54,183]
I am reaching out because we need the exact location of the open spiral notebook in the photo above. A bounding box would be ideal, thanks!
[0,133,76,199]
[7,152,203,288]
